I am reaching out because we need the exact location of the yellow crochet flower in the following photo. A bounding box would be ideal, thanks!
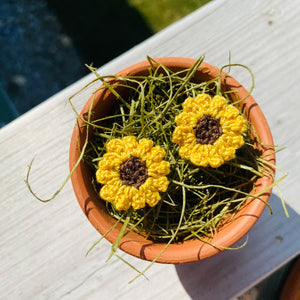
[172,94,247,168]
[96,136,170,211]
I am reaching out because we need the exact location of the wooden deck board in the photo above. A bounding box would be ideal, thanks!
[1,0,299,298]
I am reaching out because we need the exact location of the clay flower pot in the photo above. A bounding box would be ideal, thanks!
[280,257,300,300]
[69,57,275,264]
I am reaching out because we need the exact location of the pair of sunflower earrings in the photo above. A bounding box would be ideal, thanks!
[96,93,247,211]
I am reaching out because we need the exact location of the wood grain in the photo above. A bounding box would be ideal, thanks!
[1,0,299,299]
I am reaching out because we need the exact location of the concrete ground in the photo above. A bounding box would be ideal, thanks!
[0,0,152,124]
[0,1,83,118]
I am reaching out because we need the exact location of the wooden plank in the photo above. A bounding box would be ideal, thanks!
[1,0,300,299]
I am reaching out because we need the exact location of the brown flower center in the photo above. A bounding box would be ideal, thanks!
[119,157,148,189]
[194,115,223,145]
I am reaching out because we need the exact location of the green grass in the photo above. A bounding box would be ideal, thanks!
[127,0,212,32]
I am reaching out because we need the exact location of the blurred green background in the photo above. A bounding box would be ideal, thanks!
[128,0,212,32]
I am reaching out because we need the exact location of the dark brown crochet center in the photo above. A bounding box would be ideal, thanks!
[194,115,223,145]
[119,157,148,189]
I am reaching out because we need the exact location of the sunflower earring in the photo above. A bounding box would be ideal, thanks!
[172,94,247,168]
[96,136,170,211]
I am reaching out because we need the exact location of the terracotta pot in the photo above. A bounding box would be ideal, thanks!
[69,57,275,264]
[280,257,300,300]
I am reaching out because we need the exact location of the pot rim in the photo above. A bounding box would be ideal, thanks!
[69,57,275,263]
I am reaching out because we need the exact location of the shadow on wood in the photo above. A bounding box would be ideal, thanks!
[175,194,300,300]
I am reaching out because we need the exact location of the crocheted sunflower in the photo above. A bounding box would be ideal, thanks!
[96,136,170,210]
[172,94,247,168]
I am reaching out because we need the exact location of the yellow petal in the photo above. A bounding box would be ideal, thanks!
[178,143,194,159]
[114,185,134,211]
[190,145,209,167]
[221,116,247,134]
[211,95,227,111]
[132,190,146,210]
[204,96,227,118]
[99,179,122,202]
[225,135,244,148]
[106,138,125,154]
[217,134,244,151]
[218,105,240,119]
[172,126,196,145]
[138,182,161,207]
[182,97,198,113]
[132,139,153,159]
[194,94,212,111]
[175,112,200,127]
[145,146,166,164]
[148,161,170,178]
[122,136,138,153]
[217,145,236,161]
[100,153,123,170]
[204,147,223,168]
[150,176,169,192]
[208,156,224,168]
[114,196,131,211]
[145,190,161,207]
[182,97,207,113]
[96,169,120,184]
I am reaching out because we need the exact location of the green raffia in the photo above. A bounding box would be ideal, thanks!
[25,55,288,282]
[25,94,95,202]
[106,208,133,262]
[129,185,187,283]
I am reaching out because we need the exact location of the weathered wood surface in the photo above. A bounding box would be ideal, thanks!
[1,0,300,299]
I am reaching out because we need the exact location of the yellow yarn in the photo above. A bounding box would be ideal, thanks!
[96,136,170,211]
[172,94,247,168]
